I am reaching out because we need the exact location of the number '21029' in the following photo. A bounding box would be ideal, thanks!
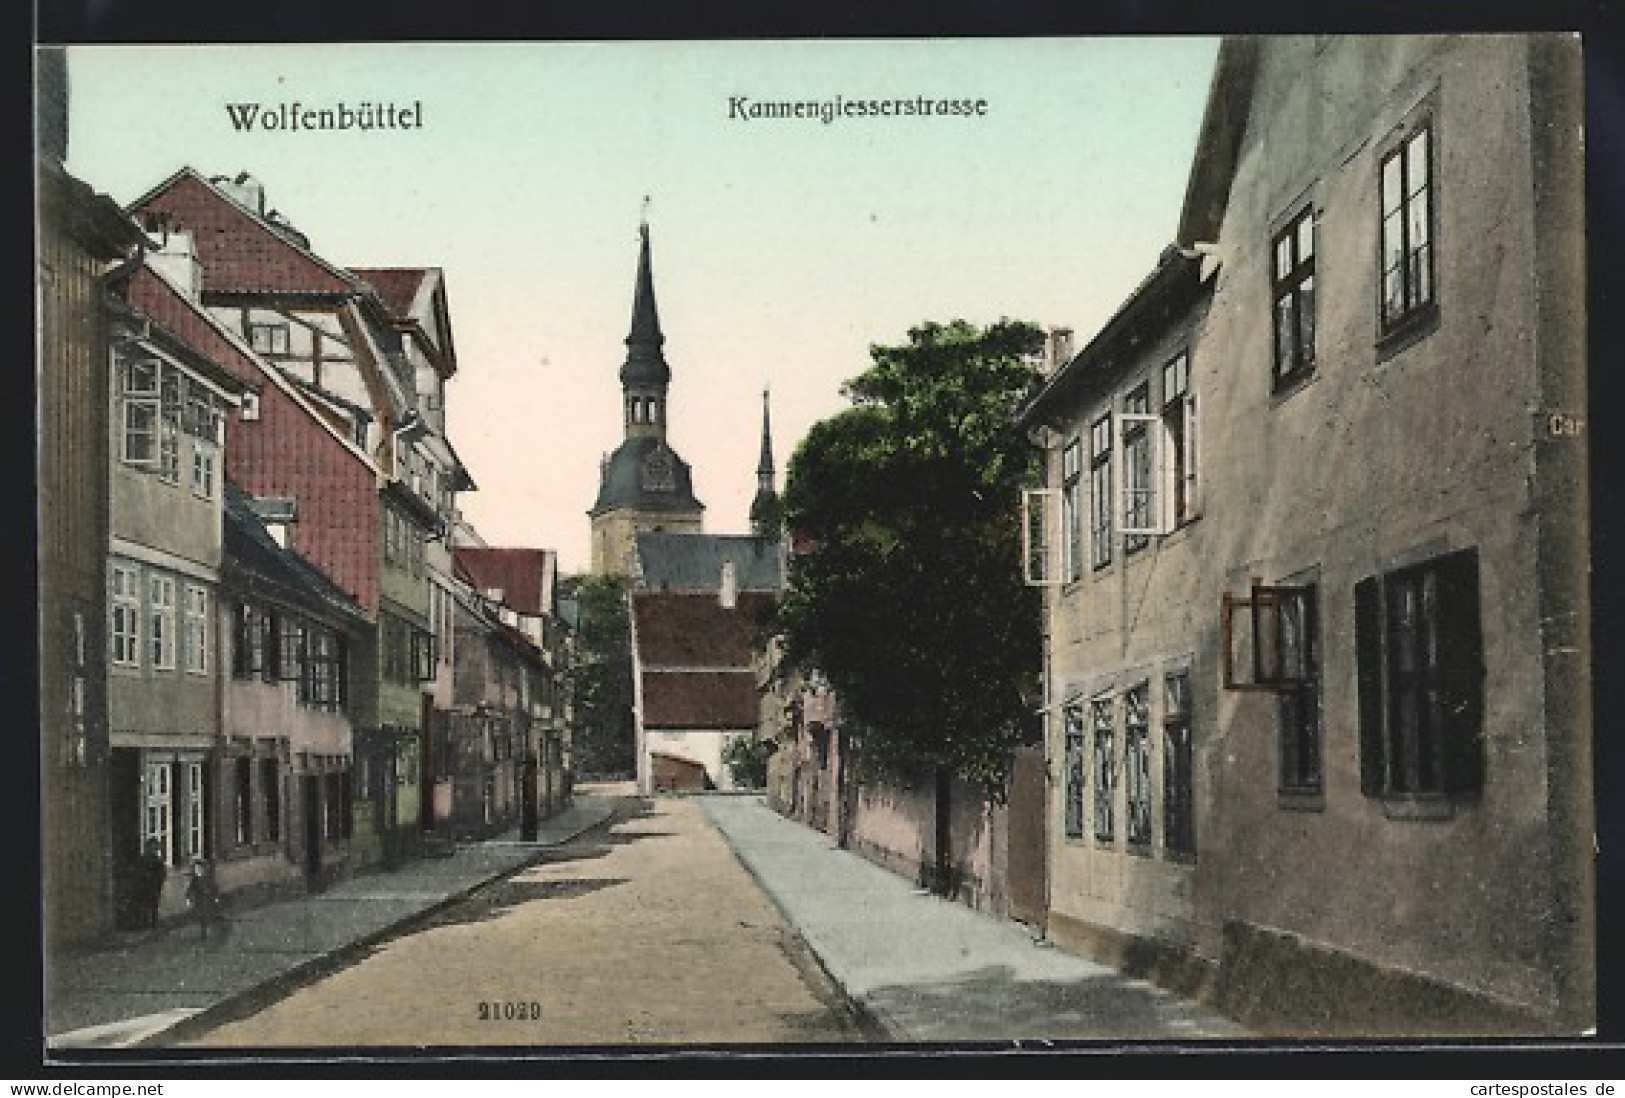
[478,1001,542,1021]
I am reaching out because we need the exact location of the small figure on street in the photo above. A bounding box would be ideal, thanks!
[185,858,229,942]
[137,839,167,929]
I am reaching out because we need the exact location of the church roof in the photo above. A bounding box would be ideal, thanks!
[634,532,784,592]
[621,222,671,387]
[589,435,704,517]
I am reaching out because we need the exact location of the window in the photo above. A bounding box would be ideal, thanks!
[191,440,217,499]
[303,627,345,710]
[1357,548,1483,803]
[1089,414,1113,569]
[261,757,282,843]
[183,760,205,860]
[159,369,182,483]
[233,755,253,845]
[1380,123,1435,333]
[1161,352,1198,524]
[1020,487,1061,587]
[143,760,173,865]
[1223,581,1314,691]
[1163,671,1196,855]
[183,585,208,674]
[1062,438,1084,582]
[110,564,141,667]
[148,574,177,671]
[1277,585,1323,796]
[279,617,306,684]
[1120,385,1154,552]
[232,602,269,680]
[1272,207,1317,385]
[120,360,160,467]
[1124,683,1153,849]
[1063,702,1086,839]
[324,771,347,841]
[1091,696,1115,843]
[249,321,290,355]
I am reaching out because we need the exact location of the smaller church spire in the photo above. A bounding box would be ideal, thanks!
[750,387,781,536]
[757,388,775,478]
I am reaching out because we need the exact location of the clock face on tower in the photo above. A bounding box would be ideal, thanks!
[641,446,676,492]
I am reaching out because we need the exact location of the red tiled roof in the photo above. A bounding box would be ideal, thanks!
[130,169,355,297]
[350,267,429,319]
[641,672,759,729]
[455,547,550,615]
[631,591,776,668]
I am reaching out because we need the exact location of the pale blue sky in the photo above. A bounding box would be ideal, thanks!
[62,38,1220,572]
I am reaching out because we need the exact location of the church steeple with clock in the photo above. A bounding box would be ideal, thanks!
[589,213,706,575]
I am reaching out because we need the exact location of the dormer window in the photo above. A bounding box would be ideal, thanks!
[249,321,290,356]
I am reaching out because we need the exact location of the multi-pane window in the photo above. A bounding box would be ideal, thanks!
[1063,703,1086,839]
[158,369,182,483]
[1061,439,1084,583]
[1161,352,1197,525]
[1089,414,1113,569]
[1163,672,1195,856]
[143,761,173,865]
[191,439,216,499]
[1124,683,1153,848]
[183,585,209,674]
[1277,586,1323,795]
[249,321,290,355]
[1122,384,1152,553]
[110,564,141,667]
[1380,124,1435,332]
[148,574,177,670]
[184,760,206,860]
[1091,696,1115,842]
[233,755,253,845]
[279,617,306,685]
[1356,548,1483,802]
[120,360,160,467]
[304,627,344,711]
[1272,207,1317,385]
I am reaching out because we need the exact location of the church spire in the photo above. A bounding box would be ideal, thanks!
[750,387,781,536]
[621,205,670,387]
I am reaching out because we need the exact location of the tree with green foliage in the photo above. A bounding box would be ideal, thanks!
[775,319,1046,889]
[564,573,637,779]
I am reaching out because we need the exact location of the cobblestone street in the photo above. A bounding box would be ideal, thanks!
[186,794,862,1047]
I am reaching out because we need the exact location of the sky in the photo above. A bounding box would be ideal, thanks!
[61,38,1220,575]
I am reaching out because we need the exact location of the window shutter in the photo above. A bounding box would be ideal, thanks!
[1437,549,1485,801]
[1021,488,1063,586]
[1354,575,1385,797]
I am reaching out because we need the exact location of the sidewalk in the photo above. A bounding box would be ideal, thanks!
[702,794,1251,1044]
[44,793,622,1051]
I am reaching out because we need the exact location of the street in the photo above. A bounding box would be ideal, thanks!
[184,792,862,1046]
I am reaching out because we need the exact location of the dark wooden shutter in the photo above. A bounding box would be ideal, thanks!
[1437,549,1485,801]
[1354,575,1385,797]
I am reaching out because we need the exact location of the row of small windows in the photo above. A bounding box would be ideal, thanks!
[627,395,663,426]
[110,563,209,675]
[1030,351,1197,585]
[118,357,224,499]
[230,602,347,712]
[383,504,427,577]
[1062,669,1195,857]
[1270,120,1435,389]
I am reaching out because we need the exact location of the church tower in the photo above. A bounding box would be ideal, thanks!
[589,216,705,576]
[749,388,781,536]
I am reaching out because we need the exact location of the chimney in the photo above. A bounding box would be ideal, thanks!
[720,561,737,609]
[147,230,204,302]
[1049,327,1075,374]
